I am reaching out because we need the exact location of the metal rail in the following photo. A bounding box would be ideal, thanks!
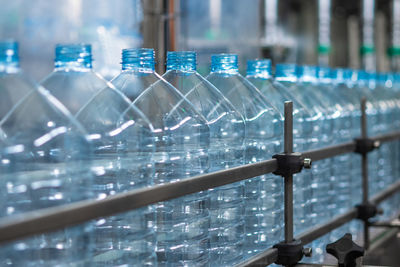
[0,100,400,266]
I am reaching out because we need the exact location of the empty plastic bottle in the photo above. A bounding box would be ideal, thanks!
[112,48,211,266]
[0,40,35,120]
[0,74,92,265]
[206,54,283,257]
[41,44,109,115]
[163,51,246,265]
[246,59,314,235]
[75,77,157,264]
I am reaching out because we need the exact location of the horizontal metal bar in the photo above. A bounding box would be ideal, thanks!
[296,208,359,245]
[302,142,356,162]
[370,180,400,205]
[0,130,399,247]
[371,131,400,144]
[0,158,278,244]
[234,248,278,267]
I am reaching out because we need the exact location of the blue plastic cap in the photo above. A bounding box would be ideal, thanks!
[122,48,155,71]
[297,65,318,79]
[275,63,297,80]
[55,44,92,69]
[210,54,238,74]
[356,70,369,81]
[247,59,272,78]
[0,40,19,68]
[331,68,353,83]
[318,66,331,79]
[166,51,196,72]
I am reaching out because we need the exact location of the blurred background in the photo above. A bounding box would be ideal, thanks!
[0,0,398,80]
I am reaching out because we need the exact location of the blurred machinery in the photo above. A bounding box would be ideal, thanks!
[0,0,398,79]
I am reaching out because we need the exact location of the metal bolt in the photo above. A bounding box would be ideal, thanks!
[303,158,312,169]
[303,247,312,257]
[373,141,380,149]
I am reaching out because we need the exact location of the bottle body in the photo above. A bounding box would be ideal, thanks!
[207,65,283,258]
[75,87,157,266]
[163,63,246,266]
[0,85,92,266]
[112,54,211,266]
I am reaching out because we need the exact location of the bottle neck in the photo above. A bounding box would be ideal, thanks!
[0,41,19,73]
[210,54,239,75]
[166,51,196,72]
[122,48,155,72]
[247,60,271,79]
[55,44,92,71]
[275,64,297,82]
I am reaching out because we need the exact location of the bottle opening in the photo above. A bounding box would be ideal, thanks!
[247,59,271,79]
[122,48,155,71]
[210,54,238,74]
[166,51,196,72]
[55,44,92,69]
[0,40,19,71]
[274,64,297,82]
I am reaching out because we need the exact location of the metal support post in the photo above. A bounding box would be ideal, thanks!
[284,101,294,243]
[361,98,370,249]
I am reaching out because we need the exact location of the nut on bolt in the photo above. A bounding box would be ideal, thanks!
[303,247,312,257]
[303,158,312,169]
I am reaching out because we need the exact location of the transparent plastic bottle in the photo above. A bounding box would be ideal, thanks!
[0,72,92,265]
[162,51,246,266]
[75,77,156,264]
[0,41,35,120]
[246,59,314,235]
[206,54,283,258]
[112,48,211,266]
[41,44,109,115]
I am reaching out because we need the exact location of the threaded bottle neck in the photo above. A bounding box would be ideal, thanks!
[331,68,352,84]
[166,51,196,72]
[122,48,155,71]
[318,67,331,84]
[210,54,239,74]
[297,65,318,83]
[0,40,19,72]
[247,59,272,79]
[55,44,92,70]
[274,64,297,82]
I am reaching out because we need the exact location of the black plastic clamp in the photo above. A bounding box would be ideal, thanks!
[272,152,312,177]
[326,233,364,267]
[273,239,304,266]
[356,202,378,221]
[354,137,380,154]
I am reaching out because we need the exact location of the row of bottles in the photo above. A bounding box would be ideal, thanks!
[0,40,399,266]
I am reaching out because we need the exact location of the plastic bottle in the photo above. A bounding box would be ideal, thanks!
[0,41,35,120]
[246,59,314,235]
[41,44,110,115]
[206,54,283,257]
[0,69,92,265]
[163,51,246,265]
[74,73,157,264]
[112,48,211,266]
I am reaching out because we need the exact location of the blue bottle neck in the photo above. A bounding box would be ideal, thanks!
[274,64,297,83]
[54,44,92,71]
[297,66,318,83]
[0,41,19,73]
[166,51,196,72]
[210,54,239,75]
[247,59,272,79]
[121,48,155,72]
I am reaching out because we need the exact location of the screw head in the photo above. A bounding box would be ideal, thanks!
[373,141,381,149]
[303,158,312,169]
[303,247,312,257]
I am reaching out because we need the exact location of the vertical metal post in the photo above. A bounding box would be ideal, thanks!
[284,101,294,243]
[360,97,370,249]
